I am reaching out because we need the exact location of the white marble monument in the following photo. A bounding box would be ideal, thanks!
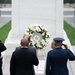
[12,0,63,38]
[5,0,64,47]
[5,1,64,74]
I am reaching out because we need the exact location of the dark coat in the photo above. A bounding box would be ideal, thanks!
[0,41,6,56]
[10,46,39,75]
[46,47,75,75]
[0,41,6,75]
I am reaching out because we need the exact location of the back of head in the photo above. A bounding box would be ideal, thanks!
[20,38,29,46]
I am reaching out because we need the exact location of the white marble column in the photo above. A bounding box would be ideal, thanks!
[55,0,63,37]
[12,0,20,38]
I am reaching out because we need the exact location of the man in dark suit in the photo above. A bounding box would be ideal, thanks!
[46,37,75,75]
[10,38,39,75]
[0,40,6,75]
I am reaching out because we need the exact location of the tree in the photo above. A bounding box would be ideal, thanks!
[0,0,11,4]
[0,0,5,3]
[4,0,11,3]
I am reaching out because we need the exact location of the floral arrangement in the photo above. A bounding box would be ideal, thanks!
[27,25,50,50]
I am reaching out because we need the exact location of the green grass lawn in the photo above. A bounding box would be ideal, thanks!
[0,21,75,45]
[64,21,75,45]
[0,21,11,43]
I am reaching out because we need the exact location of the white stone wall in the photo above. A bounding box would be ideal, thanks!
[12,0,63,38]
[5,0,64,52]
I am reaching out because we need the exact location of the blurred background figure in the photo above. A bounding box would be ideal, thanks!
[0,40,6,75]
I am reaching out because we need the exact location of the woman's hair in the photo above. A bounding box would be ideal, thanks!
[51,41,56,49]
[51,40,68,49]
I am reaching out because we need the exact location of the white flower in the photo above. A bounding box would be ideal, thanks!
[27,25,50,50]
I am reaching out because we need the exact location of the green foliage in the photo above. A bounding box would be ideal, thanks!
[64,21,75,45]
[0,21,11,43]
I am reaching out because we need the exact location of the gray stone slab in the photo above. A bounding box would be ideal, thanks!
[64,17,75,28]
[0,17,11,28]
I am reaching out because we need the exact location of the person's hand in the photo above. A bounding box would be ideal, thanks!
[62,43,68,49]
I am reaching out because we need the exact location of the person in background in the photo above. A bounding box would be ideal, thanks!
[0,40,6,75]
[10,38,39,75]
[46,37,75,75]
[23,34,31,42]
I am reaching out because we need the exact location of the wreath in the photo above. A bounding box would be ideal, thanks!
[27,25,50,50]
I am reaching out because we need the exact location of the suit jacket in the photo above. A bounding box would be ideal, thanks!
[10,45,39,75]
[46,47,75,75]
